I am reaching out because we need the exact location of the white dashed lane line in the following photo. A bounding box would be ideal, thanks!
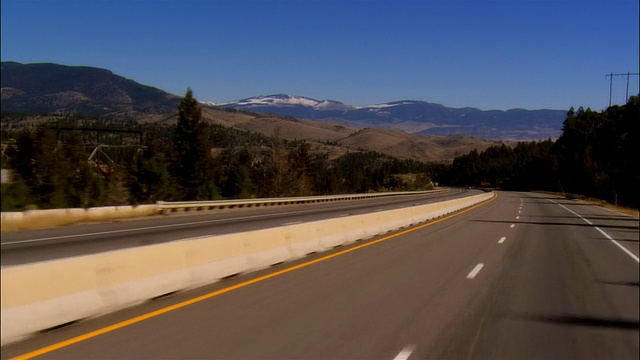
[393,345,416,360]
[466,263,485,279]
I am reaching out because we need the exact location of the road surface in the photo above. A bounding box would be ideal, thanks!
[2,191,638,359]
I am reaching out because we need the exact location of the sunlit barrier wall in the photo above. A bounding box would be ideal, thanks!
[0,192,493,346]
[0,205,159,232]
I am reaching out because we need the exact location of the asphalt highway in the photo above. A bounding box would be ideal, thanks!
[2,191,638,359]
[1,188,470,266]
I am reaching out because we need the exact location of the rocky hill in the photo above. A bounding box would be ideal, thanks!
[200,107,508,162]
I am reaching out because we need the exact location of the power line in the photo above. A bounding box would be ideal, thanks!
[605,72,639,107]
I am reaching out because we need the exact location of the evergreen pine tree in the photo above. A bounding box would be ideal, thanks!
[172,88,214,200]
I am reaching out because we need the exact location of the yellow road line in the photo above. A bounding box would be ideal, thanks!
[12,193,497,359]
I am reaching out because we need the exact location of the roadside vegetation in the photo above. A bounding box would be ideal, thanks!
[1,91,637,211]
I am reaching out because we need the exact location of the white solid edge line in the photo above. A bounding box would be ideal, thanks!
[552,201,639,263]
[393,344,416,360]
[467,263,485,279]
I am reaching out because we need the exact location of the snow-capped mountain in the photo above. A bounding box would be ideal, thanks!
[206,94,356,111]
[208,94,566,140]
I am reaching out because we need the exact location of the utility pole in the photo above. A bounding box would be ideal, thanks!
[606,72,639,107]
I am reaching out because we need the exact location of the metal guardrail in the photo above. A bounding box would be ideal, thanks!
[156,190,441,213]
[0,190,443,232]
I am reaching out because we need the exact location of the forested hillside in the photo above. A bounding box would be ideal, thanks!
[1,61,180,117]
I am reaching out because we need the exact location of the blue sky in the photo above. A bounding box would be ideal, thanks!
[2,0,638,111]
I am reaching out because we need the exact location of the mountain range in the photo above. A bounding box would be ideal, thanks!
[1,61,563,162]
[210,94,566,140]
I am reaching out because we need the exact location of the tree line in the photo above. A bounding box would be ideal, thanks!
[1,89,436,211]
[440,95,639,208]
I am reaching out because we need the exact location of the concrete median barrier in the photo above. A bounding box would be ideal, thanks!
[0,192,493,346]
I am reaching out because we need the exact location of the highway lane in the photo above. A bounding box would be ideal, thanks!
[2,191,638,359]
[0,188,472,266]
[446,194,639,359]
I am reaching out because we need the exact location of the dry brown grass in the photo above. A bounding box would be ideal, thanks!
[579,198,639,218]
[4,107,509,163]
[539,191,639,218]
